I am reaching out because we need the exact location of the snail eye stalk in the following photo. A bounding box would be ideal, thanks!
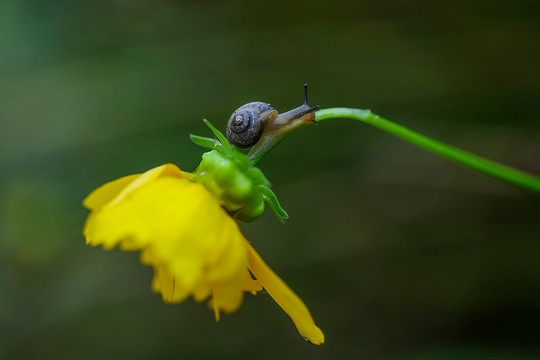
[247,85,319,165]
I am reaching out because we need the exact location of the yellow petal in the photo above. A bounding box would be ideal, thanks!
[211,268,245,314]
[83,174,139,211]
[84,168,248,314]
[108,163,183,207]
[151,271,160,293]
[246,241,325,345]
[212,293,221,322]
[157,265,190,303]
[85,176,204,250]
[192,280,212,302]
[243,271,263,293]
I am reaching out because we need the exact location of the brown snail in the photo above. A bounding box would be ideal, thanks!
[226,84,320,160]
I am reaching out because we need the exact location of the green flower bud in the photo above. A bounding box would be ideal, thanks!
[190,120,288,223]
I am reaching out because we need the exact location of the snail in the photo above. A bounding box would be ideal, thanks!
[226,84,320,160]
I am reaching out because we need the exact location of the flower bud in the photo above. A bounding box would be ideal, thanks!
[194,150,266,222]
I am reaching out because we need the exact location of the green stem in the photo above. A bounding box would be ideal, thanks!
[315,107,540,195]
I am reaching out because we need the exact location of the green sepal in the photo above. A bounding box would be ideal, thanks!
[247,167,271,187]
[257,185,289,222]
[190,134,225,153]
[203,119,232,156]
[232,148,251,170]
[233,193,265,223]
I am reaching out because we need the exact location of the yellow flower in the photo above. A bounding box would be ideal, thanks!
[83,163,324,345]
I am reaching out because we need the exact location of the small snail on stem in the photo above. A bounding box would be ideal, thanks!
[226,84,320,163]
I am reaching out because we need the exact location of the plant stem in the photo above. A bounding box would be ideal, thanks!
[315,107,540,195]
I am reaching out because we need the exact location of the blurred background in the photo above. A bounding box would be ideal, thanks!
[1,0,539,359]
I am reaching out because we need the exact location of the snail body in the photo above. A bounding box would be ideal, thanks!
[226,85,319,161]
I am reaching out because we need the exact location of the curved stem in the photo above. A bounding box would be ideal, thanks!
[315,107,540,195]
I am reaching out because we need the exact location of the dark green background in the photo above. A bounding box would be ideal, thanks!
[1,0,539,359]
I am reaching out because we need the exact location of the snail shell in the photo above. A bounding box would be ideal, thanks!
[226,102,278,148]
